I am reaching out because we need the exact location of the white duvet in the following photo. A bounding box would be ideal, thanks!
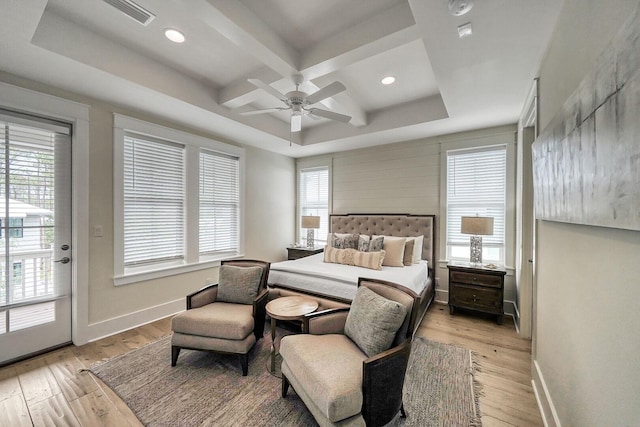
[268,252,429,300]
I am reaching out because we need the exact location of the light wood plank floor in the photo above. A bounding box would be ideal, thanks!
[0,303,542,426]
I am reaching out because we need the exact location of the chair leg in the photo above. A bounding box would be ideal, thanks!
[171,346,181,367]
[239,353,248,376]
[282,374,290,398]
[400,403,406,418]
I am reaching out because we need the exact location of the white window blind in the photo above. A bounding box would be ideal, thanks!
[446,146,506,263]
[299,167,329,245]
[199,150,240,256]
[123,134,185,267]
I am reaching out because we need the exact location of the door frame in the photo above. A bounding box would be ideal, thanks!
[516,79,538,339]
[0,82,90,345]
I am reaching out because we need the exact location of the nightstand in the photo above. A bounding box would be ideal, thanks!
[287,246,324,260]
[447,263,506,324]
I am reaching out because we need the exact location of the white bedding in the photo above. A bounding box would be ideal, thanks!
[268,253,429,301]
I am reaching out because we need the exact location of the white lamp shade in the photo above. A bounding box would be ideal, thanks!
[301,216,320,229]
[461,216,494,236]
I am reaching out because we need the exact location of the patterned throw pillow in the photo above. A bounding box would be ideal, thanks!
[357,235,371,251]
[344,286,408,357]
[331,233,359,249]
[367,236,384,252]
[324,246,385,270]
[216,265,263,305]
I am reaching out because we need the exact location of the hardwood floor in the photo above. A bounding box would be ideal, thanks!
[0,303,541,426]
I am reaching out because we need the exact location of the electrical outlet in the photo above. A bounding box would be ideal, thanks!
[93,225,103,237]
[435,277,440,288]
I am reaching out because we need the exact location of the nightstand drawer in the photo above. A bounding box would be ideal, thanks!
[450,271,502,288]
[449,284,502,313]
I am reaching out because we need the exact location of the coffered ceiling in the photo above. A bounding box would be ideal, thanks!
[0,0,563,157]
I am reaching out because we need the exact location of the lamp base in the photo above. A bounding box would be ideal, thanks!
[306,229,315,248]
[469,235,483,264]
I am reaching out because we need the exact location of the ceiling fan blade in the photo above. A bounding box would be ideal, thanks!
[305,81,346,105]
[248,78,288,102]
[239,107,288,116]
[291,115,302,132]
[309,108,351,123]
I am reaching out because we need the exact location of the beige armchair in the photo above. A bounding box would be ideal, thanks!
[280,278,420,427]
[170,259,270,376]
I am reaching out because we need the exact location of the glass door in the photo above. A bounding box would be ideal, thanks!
[0,109,72,365]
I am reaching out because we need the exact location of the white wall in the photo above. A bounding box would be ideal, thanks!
[533,0,640,425]
[300,124,519,313]
[0,71,295,342]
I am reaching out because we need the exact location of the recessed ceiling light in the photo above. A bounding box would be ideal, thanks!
[164,28,185,43]
[381,76,396,85]
[457,22,473,38]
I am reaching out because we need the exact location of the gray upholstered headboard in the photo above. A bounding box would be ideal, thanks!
[330,214,436,273]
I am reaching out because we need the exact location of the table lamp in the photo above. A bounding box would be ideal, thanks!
[301,215,320,248]
[461,216,494,264]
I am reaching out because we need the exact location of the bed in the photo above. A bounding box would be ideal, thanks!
[268,213,436,330]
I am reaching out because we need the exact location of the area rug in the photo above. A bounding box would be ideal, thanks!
[89,335,482,426]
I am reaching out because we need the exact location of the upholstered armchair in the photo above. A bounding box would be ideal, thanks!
[280,278,420,427]
[170,259,270,376]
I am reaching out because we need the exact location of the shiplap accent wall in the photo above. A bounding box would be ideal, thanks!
[332,139,440,214]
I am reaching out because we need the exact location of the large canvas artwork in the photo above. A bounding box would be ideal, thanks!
[532,5,640,231]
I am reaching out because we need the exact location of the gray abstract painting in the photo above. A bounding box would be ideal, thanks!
[532,4,640,231]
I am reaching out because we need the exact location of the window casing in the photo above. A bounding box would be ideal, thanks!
[113,115,244,285]
[298,166,329,246]
[446,146,507,264]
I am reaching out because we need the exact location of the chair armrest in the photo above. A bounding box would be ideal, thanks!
[187,284,218,310]
[302,307,350,334]
[362,339,412,426]
[252,288,269,338]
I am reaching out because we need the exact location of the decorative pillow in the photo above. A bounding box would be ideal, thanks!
[366,236,384,252]
[372,235,406,267]
[357,235,371,252]
[331,233,359,249]
[324,246,357,265]
[352,250,385,270]
[405,235,424,263]
[344,286,408,357]
[216,265,263,305]
[403,239,415,266]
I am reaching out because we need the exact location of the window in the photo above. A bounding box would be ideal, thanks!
[446,146,506,264]
[199,151,240,258]
[0,218,24,239]
[114,115,244,285]
[298,166,329,246]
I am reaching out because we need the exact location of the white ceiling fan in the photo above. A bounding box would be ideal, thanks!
[239,75,352,132]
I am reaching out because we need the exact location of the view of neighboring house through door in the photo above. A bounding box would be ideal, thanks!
[0,109,72,365]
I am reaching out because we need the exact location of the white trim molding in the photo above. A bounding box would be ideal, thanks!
[532,360,562,427]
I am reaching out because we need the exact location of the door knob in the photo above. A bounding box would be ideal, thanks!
[54,257,70,264]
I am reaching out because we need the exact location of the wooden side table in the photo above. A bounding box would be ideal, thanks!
[447,263,506,324]
[287,246,324,260]
[265,296,318,374]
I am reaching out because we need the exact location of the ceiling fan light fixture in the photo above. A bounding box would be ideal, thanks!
[164,28,185,43]
[381,76,396,85]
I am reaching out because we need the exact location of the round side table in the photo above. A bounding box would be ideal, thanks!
[265,296,318,374]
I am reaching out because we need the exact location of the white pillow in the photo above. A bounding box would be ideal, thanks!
[372,235,406,267]
[405,235,424,263]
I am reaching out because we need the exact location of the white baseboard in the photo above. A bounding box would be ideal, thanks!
[86,298,184,343]
[532,359,561,427]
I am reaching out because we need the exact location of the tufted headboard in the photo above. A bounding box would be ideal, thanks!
[330,214,436,275]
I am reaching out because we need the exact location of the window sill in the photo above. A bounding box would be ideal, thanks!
[113,254,243,286]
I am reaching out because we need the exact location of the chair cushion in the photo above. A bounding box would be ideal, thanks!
[344,286,407,357]
[216,265,263,304]
[280,334,367,422]
[171,302,254,340]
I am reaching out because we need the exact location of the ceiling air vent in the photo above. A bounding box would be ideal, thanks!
[102,0,155,26]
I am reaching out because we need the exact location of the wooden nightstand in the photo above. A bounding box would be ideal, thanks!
[447,263,506,324]
[287,246,324,260]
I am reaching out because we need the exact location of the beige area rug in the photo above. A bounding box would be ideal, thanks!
[89,334,482,426]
